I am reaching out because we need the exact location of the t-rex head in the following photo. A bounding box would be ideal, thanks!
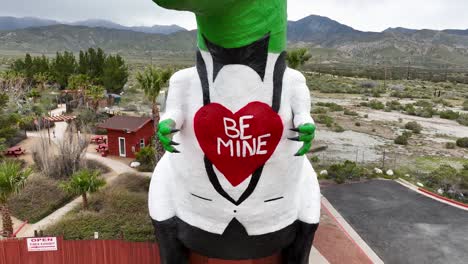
[153,0,287,53]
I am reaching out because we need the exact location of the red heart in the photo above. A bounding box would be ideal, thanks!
[194,102,283,187]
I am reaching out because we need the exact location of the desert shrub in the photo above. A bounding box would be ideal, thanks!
[456,137,468,148]
[404,104,416,115]
[389,84,405,91]
[439,110,460,120]
[386,100,402,111]
[111,173,150,193]
[327,161,369,184]
[332,124,345,133]
[415,106,435,118]
[395,131,412,145]
[405,121,422,134]
[428,165,459,193]
[432,98,453,107]
[456,113,468,126]
[310,156,320,163]
[445,142,456,149]
[85,159,111,174]
[415,100,433,108]
[135,146,157,172]
[312,107,328,114]
[463,100,468,110]
[368,100,385,110]
[316,102,343,112]
[344,109,359,116]
[315,114,334,127]
[355,122,361,127]
[360,81,377,89]
[394,135,409,145]
[463,163,468,171]
[45,174,154,242]
[8,176,73,223]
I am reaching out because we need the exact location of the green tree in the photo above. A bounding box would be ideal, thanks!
[28,88,41,103]
[68,74,91,91]
[78,48,106,83]
[136,67,172,157]
[0,161,32,237]
[50,51,77,88]
[33,72,49,91]
[23,53,34,79]
[0,93,18,143]
[463,100,468,111]
[136,146,157,171]
[286,48,312,69]
[60,169,105,210]
[102,54,128,94]
[31,55,50,75]
[86,85,106,112]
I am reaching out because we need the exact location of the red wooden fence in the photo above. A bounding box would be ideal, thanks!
[0,238,281,264]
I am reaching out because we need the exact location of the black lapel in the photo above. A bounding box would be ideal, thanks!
[204,34,270,82]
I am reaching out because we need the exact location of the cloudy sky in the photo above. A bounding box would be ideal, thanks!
[1,0,468,32]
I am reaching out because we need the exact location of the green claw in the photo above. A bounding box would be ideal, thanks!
[297,123,316,134]
[291,123,316,156]
[157,119,180,153]
[158,131,172,145]
[158,119,175,134]
[299,134,314,142]
[295,142,312,156]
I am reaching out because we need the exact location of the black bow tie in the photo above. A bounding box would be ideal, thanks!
[203,34,270,82]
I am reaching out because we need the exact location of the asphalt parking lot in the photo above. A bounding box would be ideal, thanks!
[322,180,468,264]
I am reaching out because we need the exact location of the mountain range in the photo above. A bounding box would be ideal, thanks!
[2,15,468,66]
[0,16,186,35]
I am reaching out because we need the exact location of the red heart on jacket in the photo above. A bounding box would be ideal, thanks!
[194,102,283,187]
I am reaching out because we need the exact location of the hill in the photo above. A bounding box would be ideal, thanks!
[0,16,187,35]
[2,15,468,66]
[0,25,196,56]
[69,19,187,35]
[0,17,58,31]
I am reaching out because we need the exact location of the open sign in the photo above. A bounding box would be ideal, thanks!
[26,237,58,252]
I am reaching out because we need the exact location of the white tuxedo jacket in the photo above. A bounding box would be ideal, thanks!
[149,51,321,236]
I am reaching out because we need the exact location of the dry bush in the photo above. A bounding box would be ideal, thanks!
[33,123,90,180]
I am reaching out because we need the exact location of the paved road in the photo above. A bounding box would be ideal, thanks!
[322,180,468,264]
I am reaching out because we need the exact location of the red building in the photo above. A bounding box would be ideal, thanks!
[98,116,154,159]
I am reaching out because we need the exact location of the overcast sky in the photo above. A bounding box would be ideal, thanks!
[1,0,468,32]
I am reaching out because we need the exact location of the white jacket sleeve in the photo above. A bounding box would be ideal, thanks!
[289,69,314,127]
[160,69,190,129]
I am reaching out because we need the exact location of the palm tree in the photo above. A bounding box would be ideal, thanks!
[286,48,312,70]
[60,169,105,210]
[0,161,32,237]
[136,67,172,158]
[33,73,49,91]
[86,85,106,112]
[28,88,41,103]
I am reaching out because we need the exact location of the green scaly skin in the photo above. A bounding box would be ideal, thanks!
[158,119,180,153]
[289,123,316,156]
